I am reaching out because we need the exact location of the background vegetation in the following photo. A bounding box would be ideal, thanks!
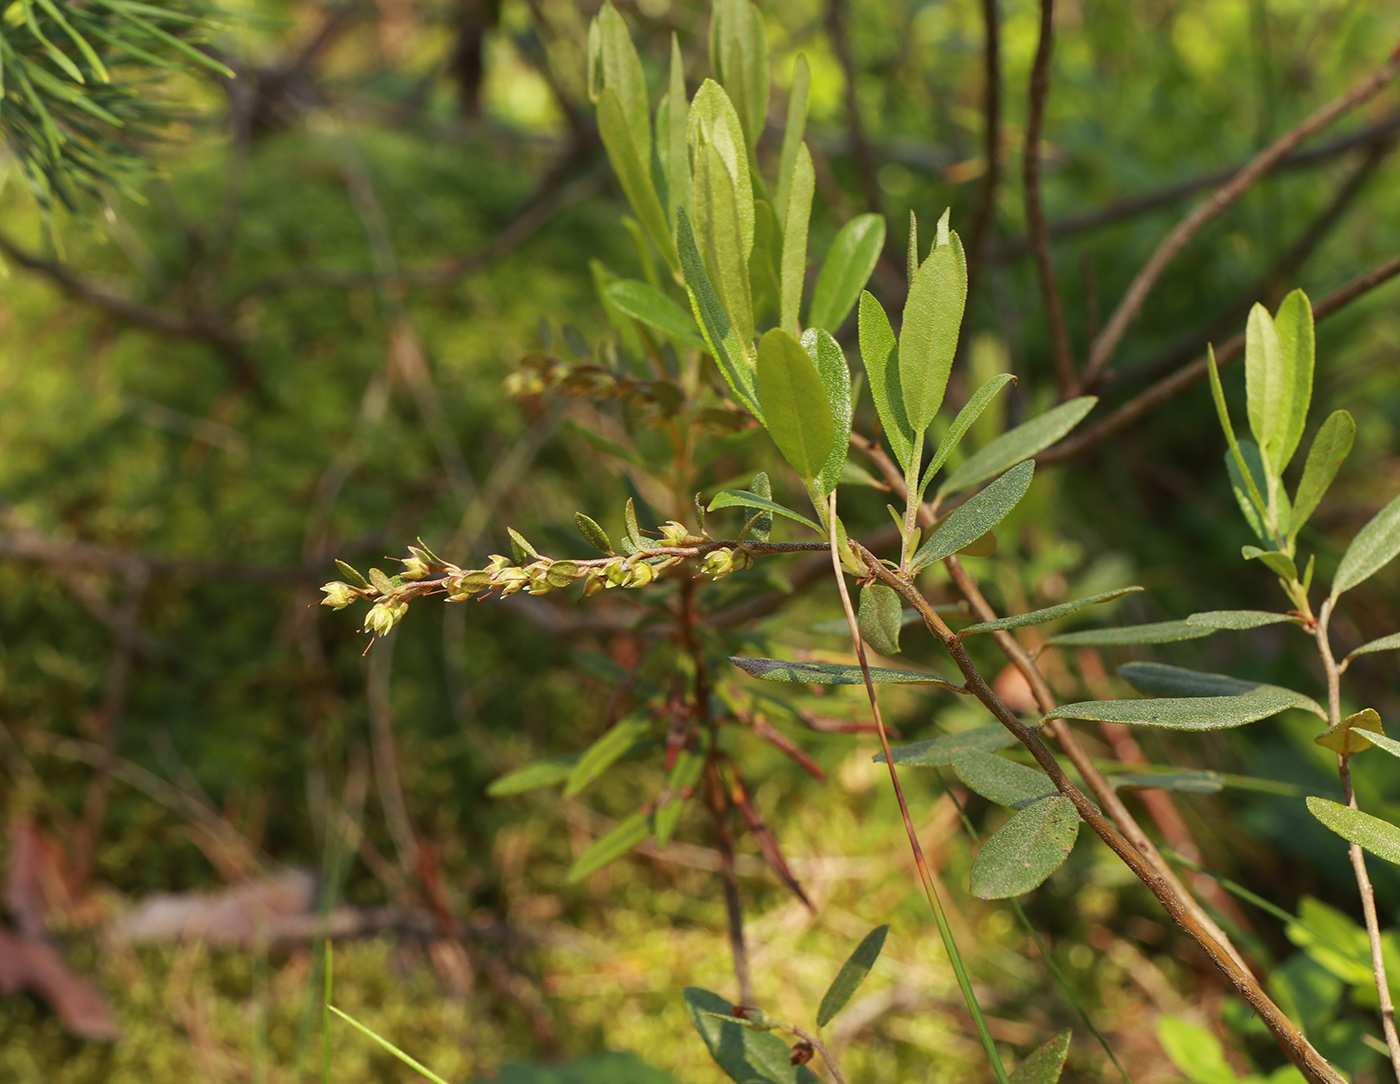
[2,1,1400,1082]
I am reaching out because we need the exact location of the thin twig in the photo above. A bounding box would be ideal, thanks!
[850,539,1344,1084]
[704,760,754,1006]
[1024,0,1076,396]
[788,1023,847,1084]
[1082,48,1400,388]
[1040,249,1400,464]
[1316,597,1400,1076]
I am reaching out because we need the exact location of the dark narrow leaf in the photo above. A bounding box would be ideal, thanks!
[1307,797,1400,866]
[730,657,959,689]
[874,724,1016,767]
[1185,610,1297,630]
[1345,631,1400,663]
[969,796,1079,900]
[899,236,965,433]
[1331,492,1400,599]
[912,460,1033,571]
[939,397,1096,497]
[959,587,1142,635]
[1043,620,1214,648]
[684,988,797,1084]
[1009,1031,1073,1084]
[919,373,1017,497]
[576,512,614,554]
[951,750,1057,810]
[858,290,913,470]
[567,813,651,882]
[858,583,903,655]
[605,280,707,350]
[1291,409,1354,543]
[816,925,889,1027]
[808,214,886,332]
[487,753,581,797]
[802,328,852,494]
[1106,771,1224,794]
[565,716,651,797]
[1210,348,1270,531]
[708,490,822,533]
[757,328,835,481]
[1048,686,1308,730]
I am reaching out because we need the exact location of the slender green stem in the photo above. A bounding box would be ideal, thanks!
[827,492,1012,1084]
[788,1023,848,1084]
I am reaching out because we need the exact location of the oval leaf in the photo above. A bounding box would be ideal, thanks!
[1307,797,1400,866]
[858,290,913,471]
[970,795,1079,899]
[952,750,1057,810]
[808,214,886,332]
[959,587,1142,636]
[940,397,1096,497]
[730,656,959,690]
[858,583,903,655]
[817,925,888,1027]
[912,460,1034,571]
[1010,1031,1072,1084]
[1290,409,1354,543]
[1048,686,1307,730]
[899,238,965,433]
[1332,492,1400,599]
[757,328,835,481]
[684,987,797,1084]
[576,512,614,554]
[1316,708,1386,756]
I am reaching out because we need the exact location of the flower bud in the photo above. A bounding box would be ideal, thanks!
[319,581,360,610]
[446,570,493,600]
[626,561,657,587]
[581,571,604,598]
[657,521,695,546]
[400,555,431,580]
[603,557,630,588]
[363,598,408,636]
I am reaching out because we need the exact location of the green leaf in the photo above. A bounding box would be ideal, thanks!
[1241,545,1298,581]
[749,199,783,325]
[1185,610,1297,630]
[1106,771,1224,794]
[684,988,797,1084]
[624,498,644,550]
[604,280,707,350]
[655,743,706,847]
[779,143,814,336]
[661,33,690,235]
[730,656,959,690]
[899,235,965,433]
[958,587,1142,636]
[969,795,1079,899]
[688,80,755,331]
[708,490,822,533]
[508,527,540,564]
[708,0,769,152]
[808,215,887,333]
[817,925,888,1027]
[575,512,614,555]
[1009,1031,1072,1084]
[329,1006,453,1084]
[1331,492,1400,599]
[1345,631,1400,664]
[597,88,677,271]
[919,373,1017,498]
[1117,662,1324,716]
[1043,620,1215,648]
[858,583,903,655]
[802,328,852,494]
[1290,409,1355,543]
[951,750,1057,810]
[677,208,761,416]
[912,460,1034,572]
[487,753,581,797]
[593,4,651,165]
[334,560,370,590]
[1245,301,1291,480]
[858,290,913,471]
[939,398,1096,497]
[773,54,810,226]
[874,724,1016,767]
[746,471,773,541]
[1224,442,1268,542]
[1307,797,1400,866]
[1274,289,1316,476]
[567,813,651,882]
[1315,708,1386,756]
[1048,686,1308,731]
[565,716,651,797]
[756,328,835,481]
[1157,1016,1237,1084]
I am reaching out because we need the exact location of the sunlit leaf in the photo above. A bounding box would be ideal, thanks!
[1245,301,1291,480]
[1049,686,1307,730]
[596,88,676,270]
[575,512,614,555]
[858,290,913,471]
[1307,797,1400,866]
[858,583,903,655]
[1043,620,1214,648]
[912,460,1033,571]
[1290,409,1354,544]
[605,280,706,350]
[1009,1031,1072,1084]
[1316,708,1386,756]
[746,471,773,541]
[969,796,1079,899]
[567,813,651,882]
[874,724,1016,767]
[1275,289,1316,475]
[779,144,814,335]
[1185,610,1297,630]
[959,587,1142,636]
[1157,1016,1236,1084]
[817,925,888,1027]
[809,214,886,333]
[730,656,959,689]
[707,489,822,533]
[708,0,768,151]
[1242,545,1297,581]
[677,208,761,416]
[899,233,965,433]
[951,750,1057,810]
[757,328,835,481]
[939,397,1096,497]
[802,328,851,494]
[1331,492,1400,599]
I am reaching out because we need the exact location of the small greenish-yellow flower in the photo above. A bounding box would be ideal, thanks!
[363,598,409,636]
[581,571,604,598]
[526,561,554,595]
[494,567,531,596]
[485,554,514,573]
[400,555,431,580]
[626,561,657,587]
[319,581,361,610]
[446,570,493,600]
[603,557,630,588]
[657,521,697,547]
